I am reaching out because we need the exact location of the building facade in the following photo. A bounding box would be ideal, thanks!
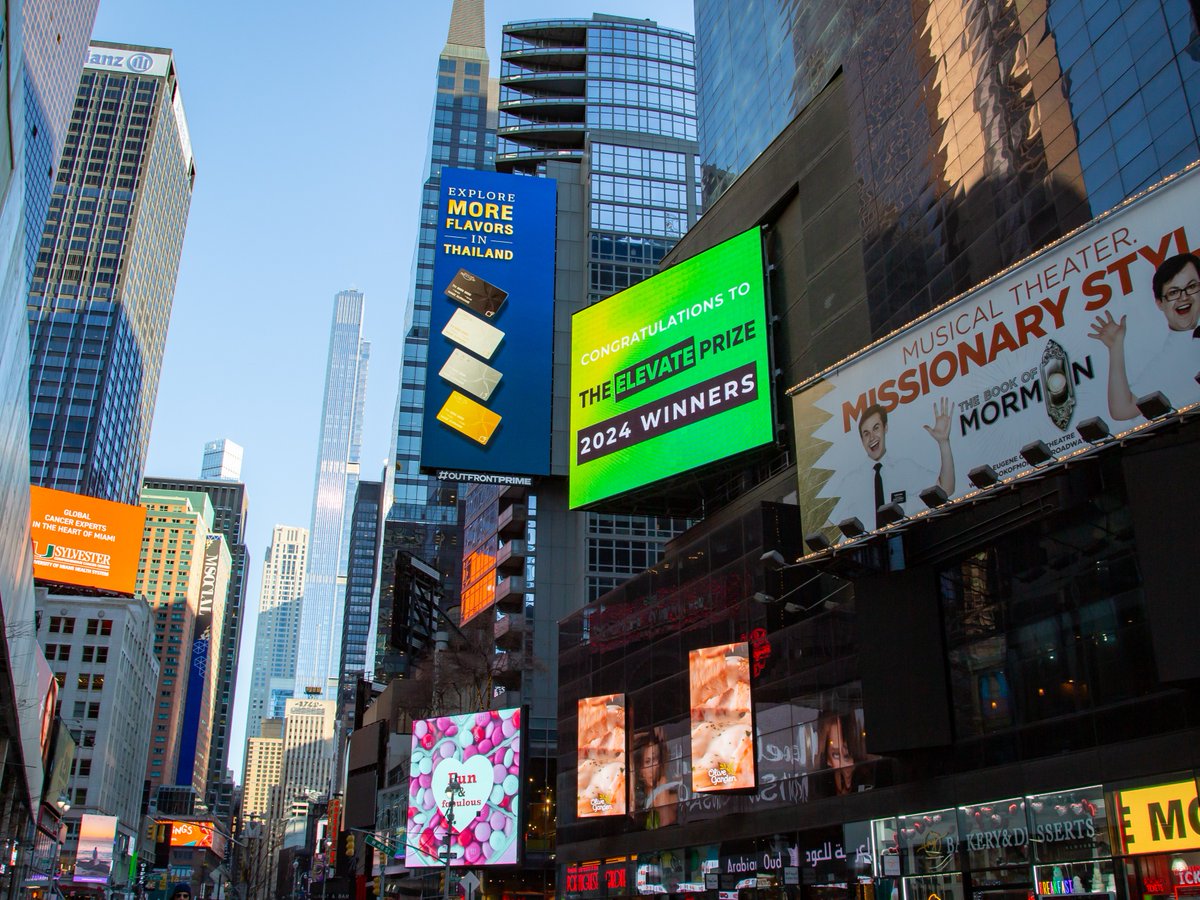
[1,0,100,853]
[200,438,243,481]
[552,0,1200,890]
[22,0,101,281]
[376,0,495,680]
[243,719,283,821]
[36,588,157,889]
[277,699,336,824]
[336,479,382,722]
[28,41,195,504]
[137,487,216,805]
[293,290,369,699]
[142,474,250,822]
[245,526,309,740]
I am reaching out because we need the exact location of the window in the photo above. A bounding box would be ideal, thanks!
[46,644,70,661]
[86,702,99,719]
[49,617,75,634]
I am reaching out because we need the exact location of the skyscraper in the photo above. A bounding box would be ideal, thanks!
[1,1,101,840]
[22,1,102,281]
[276,698,336,821]
[293,290,369,699]
[376,0,496,679]
[245,525,309,740]
[28,42,196,504]
[136,488,222,805]
[336,479,383,721]
[200,438,244,481]
[477,14,697,723]
[142,473,249,822]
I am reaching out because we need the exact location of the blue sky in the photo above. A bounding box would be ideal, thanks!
[90,0,695,780]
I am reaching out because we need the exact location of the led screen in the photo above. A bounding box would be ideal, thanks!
[569,227,773,508]
[792,164,1200,546]
[168,821,214,848]
[576,694,626,818]
[405,707,523,867]
[30,486,146,593]
[421,168,557,479]
[75,814,118,883]
[689,642,755,793]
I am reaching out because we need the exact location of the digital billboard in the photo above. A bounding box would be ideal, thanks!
[791,164,1200,545]
[405,707,524,867]
[75,814,118,883]
[576,694,626,818]
[689,642,755,793]
[569,227,773,509]
[169,820,214,848]
[30,486,146,593]
[420,168,557,478]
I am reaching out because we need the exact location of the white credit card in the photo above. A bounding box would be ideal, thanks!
[442,307,504,359]
[439,348,502,402]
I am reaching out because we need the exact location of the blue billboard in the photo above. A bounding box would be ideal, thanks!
[420,168,557,478]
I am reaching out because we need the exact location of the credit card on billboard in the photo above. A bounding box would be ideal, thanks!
[437,390,502,445]
[439,348,502,402]
[445,268,509,318]
[442,308,505,360]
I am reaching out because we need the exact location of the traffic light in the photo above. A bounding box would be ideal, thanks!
[346,833,355,855]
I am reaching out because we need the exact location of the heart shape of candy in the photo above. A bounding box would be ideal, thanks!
[430,753,494,826]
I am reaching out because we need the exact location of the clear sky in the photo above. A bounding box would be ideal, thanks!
[90,0,695,782]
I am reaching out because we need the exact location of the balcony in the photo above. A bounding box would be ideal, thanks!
[494,574,527,614]
[493,613,525,651]
[492,648,526,688]
[496,539,527,576]
[497,503,528,538]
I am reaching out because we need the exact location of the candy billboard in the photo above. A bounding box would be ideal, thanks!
[576,694,627,817]
[689,642,756,793]
[30,486,146,593]
[569,227,774,509]
[405,707,524,867]
[791,164,1200,545]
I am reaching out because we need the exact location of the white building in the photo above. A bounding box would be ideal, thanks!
[200,438,243,482]
[242,718,283,819]
[244,526,309,739]
[36,588,158,882]
[276,698,336,823]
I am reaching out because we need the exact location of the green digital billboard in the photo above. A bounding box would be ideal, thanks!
[569,227,774,509]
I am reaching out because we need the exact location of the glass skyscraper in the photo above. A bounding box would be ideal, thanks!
[377,0,495,679]
[336,479,382,719]
[27,42,195,504]
[293,289,369,698]
[693,0,1200,337]
[245,525,308,740]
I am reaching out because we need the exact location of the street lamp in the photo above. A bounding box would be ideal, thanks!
[440,775,465,900]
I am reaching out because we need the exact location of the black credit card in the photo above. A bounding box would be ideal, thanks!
[445,268,508,318]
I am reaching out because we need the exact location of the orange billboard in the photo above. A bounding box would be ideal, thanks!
[30,486,145,594]
[689,642,756,793]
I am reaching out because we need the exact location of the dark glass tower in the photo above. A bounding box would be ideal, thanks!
[693,0,1200,337]
[336,479,383,721]
[377,0,495,679]
[27,41,195,504]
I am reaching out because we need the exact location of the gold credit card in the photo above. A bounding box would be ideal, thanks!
[442,308,505,360]
[439,348,502,402]
[437,390,502,445]
[445,268,509,318]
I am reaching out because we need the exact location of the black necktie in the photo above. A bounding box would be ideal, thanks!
[873,462,884,529]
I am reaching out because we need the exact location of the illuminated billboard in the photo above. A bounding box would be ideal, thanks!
[421,168,557,478]
[30,486,146,593]
[405,707,524,867]
[576,694,626,818]
[169,820,214,847]
[75,814,118,883]
[689,642,755,793]
[791,164,1200,545]
[569,227,773,509]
